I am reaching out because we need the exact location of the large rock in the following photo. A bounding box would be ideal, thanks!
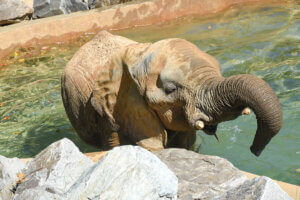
[154,148,248,200]
[0,0,33,25]
[66,145,178,200]
[33,0,88,18]
[15,138,93,195]
[213,176,293,200]
[0,156,25,200]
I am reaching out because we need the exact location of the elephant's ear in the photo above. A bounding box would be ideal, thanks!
[121,43,154,94]
[90,50,123,127]
[91,44,167,151]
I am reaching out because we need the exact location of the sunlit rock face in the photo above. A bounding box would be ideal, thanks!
[154,148,248,200]
[0,139,294,200]
[15,138,93,195]
[212,176,293,200]
[155,149,294,200]
[0,156,25,199]
[66,145,178,200]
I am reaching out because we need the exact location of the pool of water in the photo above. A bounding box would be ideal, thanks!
[0,1,299,185]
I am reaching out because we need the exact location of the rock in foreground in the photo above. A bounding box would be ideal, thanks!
[154,148,248,200]
[0,138,294,200]
[213,176,293,200]
[66,145,178,200]
[15,138,93,195]
[0,156,25,199]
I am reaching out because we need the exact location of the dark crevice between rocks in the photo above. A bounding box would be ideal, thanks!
[10,182,20,194]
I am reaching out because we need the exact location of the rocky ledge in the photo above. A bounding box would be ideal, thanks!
[0,138,293,200]
[0,0,132,26]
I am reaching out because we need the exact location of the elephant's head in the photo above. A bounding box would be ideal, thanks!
[123,38,282,156]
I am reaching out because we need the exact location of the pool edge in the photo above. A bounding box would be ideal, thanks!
[0,0,286,59]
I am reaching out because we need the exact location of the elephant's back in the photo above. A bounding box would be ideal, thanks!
[63,31,136,102]
[61,31,136,146]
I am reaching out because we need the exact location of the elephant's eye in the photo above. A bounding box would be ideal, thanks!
[164,83,177,94]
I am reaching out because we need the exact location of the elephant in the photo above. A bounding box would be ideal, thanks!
[61,31,282,156]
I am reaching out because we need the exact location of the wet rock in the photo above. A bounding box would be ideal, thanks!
[213,176,293,200]
[33,0,88,18]
[13,186,65,200]
[15,138,93,195]
[154,148,248,200]
[66,145,178,200]
[0,0,33,25]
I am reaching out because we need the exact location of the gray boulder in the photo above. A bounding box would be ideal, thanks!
[213,176,293,200]
[0,156,25,200]
[154,148,248,200]
[66,145,178,200]
[0,0,33,25]
[33,0,88,18]
[15,138,93,195]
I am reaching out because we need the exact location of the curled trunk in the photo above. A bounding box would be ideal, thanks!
[207,74,282,156]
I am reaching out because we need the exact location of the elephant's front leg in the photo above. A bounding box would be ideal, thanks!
[101,131,133,150]
[167,130,196,149]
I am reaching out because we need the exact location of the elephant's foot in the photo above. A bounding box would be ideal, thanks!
[102,131,132,150]
[108,132,121,147]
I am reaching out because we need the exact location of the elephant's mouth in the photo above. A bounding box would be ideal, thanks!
[203,124,218,135]
[203,124,219,141]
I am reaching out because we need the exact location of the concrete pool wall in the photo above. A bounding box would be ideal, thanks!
[0,0,286,59]
[0,0,299,198]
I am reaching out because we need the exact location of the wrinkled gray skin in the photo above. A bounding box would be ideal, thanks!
[62,31,282,156]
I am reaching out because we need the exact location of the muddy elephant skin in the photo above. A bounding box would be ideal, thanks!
[61,31,282,156]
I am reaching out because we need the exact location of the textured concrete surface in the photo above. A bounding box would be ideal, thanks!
[0,0,283,59]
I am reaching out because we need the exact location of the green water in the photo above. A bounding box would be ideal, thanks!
[0,2,299,185]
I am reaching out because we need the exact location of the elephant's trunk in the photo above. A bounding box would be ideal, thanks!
[204,74,282,156]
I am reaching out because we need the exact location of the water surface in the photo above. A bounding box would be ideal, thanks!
[0,2,299,185]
